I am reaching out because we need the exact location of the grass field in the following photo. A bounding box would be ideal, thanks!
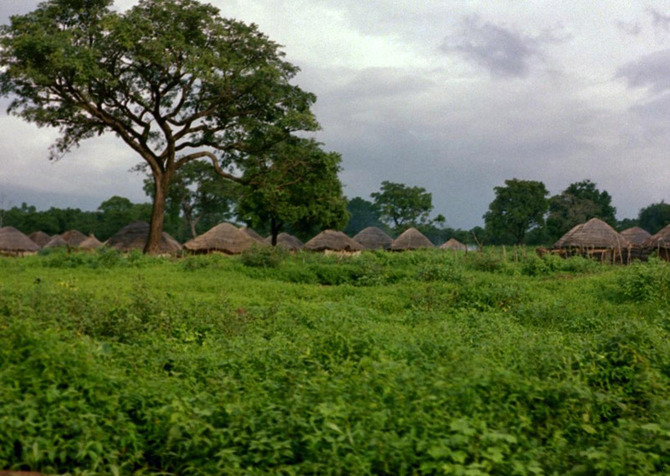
[1,247,669,475]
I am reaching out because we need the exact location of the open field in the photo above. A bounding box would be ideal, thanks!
[1,248,669,475]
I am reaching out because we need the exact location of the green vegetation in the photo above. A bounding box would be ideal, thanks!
[1,249,669,474]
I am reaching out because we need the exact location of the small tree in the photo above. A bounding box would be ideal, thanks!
[344,197,384,236]
[0,0,318,253]
[371,181,433,232]
[236,139,348,245]
[638,202,670,234]
[484,179,549,244]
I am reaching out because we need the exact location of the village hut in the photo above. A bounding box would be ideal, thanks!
[78,234,103,251]
[621,227,651,246]
[239,226,266,244]
[264,232,303,251]
[43,234,69,249]
[0,227,40,255]
[352,227,393,250]
[621,227,652,261]
[552,218,630,263]
[106,221,182,253]
[303,230,364,252]
[28,231,51,248]
[440,238,468,251]
[389,227,434,251]
[643,224,670,261]
[184,222,258,254]
[60,230,89,247]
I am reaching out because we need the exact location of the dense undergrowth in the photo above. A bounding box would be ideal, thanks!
[1,247,669,475]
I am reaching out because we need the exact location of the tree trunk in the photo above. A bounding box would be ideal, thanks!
[270,217,280,246]
[145,172,169,254]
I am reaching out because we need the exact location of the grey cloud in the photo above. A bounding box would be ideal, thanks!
[649,8,670,32]
[617,21,642,36]
[441,16,545,78]
[617,49,670,93]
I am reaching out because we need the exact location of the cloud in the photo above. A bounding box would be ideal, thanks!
[616,49,670,93]
[441,15,548,78]
[649,8,670,32]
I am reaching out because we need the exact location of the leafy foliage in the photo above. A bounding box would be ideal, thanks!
[371,181,434,232]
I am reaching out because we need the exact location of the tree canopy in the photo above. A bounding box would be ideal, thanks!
[638,202,670,235]
[371,181,433,232]
[484,179,549,245]
[236,138,348,244]
[0,0,319,253]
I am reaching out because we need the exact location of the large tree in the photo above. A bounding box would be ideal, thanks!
[484,179,549,244]
[546,179,617,241]
[236,138,348,245]
[343,197,384,236]
[0,0,318,253]
[371,181,433,232]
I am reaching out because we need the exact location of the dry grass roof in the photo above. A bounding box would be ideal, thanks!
[28,231,51,247]
[264,232,303,251]
[44,235,69,248]
[352,227,393,250]
[644,224,670,249]
[79,235,103,250]
[440,238,468,251]
[106,221,182,253]
[184,222,257,254]
[389,227,434,251]
[553,218,629,249]
[61,230,89,246]
[0,227,41,253]
[620,227,651,246]
[303,230,364,252]
[239,226,266,244]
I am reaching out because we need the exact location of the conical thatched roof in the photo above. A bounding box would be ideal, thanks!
[389,227,434,251]
[184,222,257,254]
[620,227,651,246]
[644,224,670,249]
[61,230,88,246]
[553,218,629,249]
[0,227,40,253]
[264,232,303,251]
[43,235,69,248]
[352,227,393,250]
[440,238,468,251]
[106,221,182,253]
[303,230,364,252]
[79,234,103,250]
[28,231,51,248]
[239,226,266,244]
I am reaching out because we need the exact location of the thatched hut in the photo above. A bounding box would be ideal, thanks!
[43,235,69,249]
[643,224,670,261]
[28,231,51,248]
[352,227,393,250]
[440,238,468,251]
[79,234,103,251]
[552,218,630,263]
[621,227,651,246]
[389,227,434,251]
[61,230,89,247]
[303,230,364,252]
[264,232,303,251]
[0,227,40,255]
[184,222,258,254]
[106,221,182,253]
[239,226,266,244]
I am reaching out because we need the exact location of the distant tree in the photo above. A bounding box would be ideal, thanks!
[546,179,617,241]
[638,202,670,234]
[371,181,433,232]
[142,161,239,241]
[343,197,384,236]
[95,196,151,241]
[0,0,319,253]
[237,139,348,245]
[484,179,549,245]
[617,217,639,231]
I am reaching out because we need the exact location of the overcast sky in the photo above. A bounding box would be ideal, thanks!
[2,1,670,229]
